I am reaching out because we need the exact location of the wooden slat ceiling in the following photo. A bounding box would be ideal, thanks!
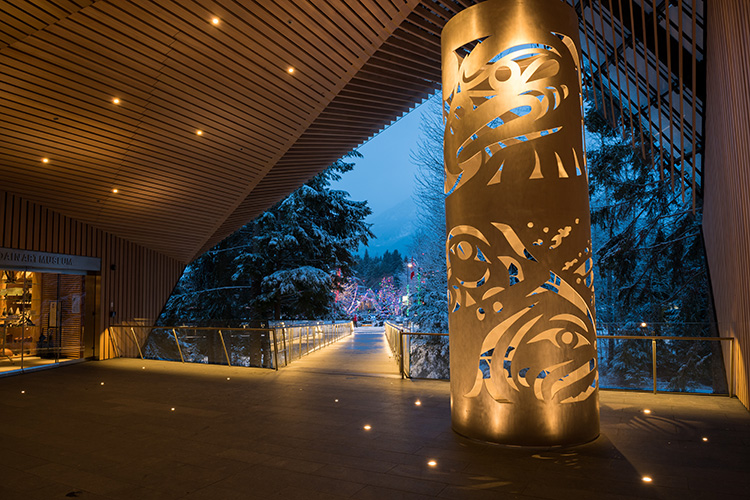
[0,0,706,264]
[196,0,461,256]
[0,0,429,263]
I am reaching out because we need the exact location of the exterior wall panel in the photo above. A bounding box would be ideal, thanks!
[0,189,184,360]
[703,0,750,408]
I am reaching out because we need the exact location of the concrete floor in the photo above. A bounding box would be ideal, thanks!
[0,328,747,499]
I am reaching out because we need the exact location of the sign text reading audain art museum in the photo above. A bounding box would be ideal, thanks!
[0,248,101,272]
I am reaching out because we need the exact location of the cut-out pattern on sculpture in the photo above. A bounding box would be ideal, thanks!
[444,38,586,195]
[443,0,597,425]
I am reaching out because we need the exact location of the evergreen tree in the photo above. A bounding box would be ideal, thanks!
[409,95,449,331]
[158,153,372,325]
[585,100,719,391]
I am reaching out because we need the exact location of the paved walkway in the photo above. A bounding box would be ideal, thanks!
[0,330,747,499]
[284,326,399,378]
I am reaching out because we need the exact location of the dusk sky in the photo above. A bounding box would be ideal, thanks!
[332,99,432,218]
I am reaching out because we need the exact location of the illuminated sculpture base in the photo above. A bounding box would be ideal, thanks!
[442,0,600,446]
[451,396,599,446]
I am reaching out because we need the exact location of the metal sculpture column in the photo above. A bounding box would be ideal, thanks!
[442,0,599,445]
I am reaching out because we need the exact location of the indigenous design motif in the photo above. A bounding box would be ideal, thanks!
[442,0,598,445]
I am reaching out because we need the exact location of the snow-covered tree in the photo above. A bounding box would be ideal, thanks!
[409,95,449,331]
[158,153,372,324]
[585,98,720,392]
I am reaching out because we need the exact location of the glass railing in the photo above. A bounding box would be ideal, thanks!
[383,322,736,396]
[385,321,449,379]
[109,321,353,370]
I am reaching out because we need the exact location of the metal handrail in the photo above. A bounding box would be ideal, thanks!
[110,321,353,371]
[383,324,736,396]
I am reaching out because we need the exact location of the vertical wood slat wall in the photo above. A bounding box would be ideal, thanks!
[703,0,750,409]
[0,189,185,360]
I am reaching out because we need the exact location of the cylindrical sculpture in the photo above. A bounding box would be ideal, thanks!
[443,0,599,445]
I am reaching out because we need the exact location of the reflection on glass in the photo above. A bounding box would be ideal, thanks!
[1,270,86,374]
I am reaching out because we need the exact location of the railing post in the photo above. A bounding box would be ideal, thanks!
[282,327,288,366]
[218,329,231,366]
[651,338,657,394]
[729,338,734,398]
[130,327,145,359]
[109,327,121,358]
[272,328,279,371]
[399,330,405,379]
[172,328,185,363]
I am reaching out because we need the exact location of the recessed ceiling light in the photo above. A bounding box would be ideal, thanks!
[287,67,295,74]
[112,188,118,194]
[41,157,49,163]
[113,97,120,104]
[211,17,220,25]
[196,129,203,136]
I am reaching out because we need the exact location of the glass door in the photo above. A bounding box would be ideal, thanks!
[0,270,86,374]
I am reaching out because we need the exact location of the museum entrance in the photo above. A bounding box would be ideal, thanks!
[1,268,95,374]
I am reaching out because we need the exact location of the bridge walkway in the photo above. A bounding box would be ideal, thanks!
[283,326,399,378]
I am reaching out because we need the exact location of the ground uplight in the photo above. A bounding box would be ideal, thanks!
[642,476,653,483]
[363,425,371,430]
[427,460,437,467]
